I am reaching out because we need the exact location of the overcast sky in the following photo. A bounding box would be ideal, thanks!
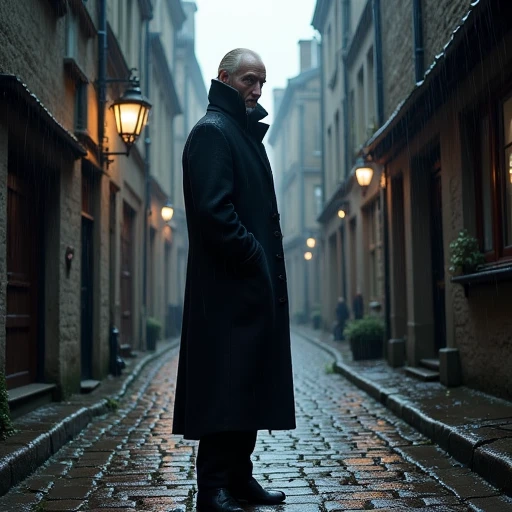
[193,0,318,128]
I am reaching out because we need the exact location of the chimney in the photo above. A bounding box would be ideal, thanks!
[298,39,319,73]
[180,2,198,48]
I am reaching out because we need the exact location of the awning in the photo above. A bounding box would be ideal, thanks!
[0,74,86,158]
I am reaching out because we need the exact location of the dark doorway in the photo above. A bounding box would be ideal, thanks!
[81,216,94,380]
[430,159,446,350]
[6,158,42,389]
[81,168,96,380]
[120,202,135,348]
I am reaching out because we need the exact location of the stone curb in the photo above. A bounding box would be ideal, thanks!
[0,339,180,497]
[293,328,512,496]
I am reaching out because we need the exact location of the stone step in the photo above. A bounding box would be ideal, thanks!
[404,366,440,381]
[80,379,101,393]
[420,358,440,371]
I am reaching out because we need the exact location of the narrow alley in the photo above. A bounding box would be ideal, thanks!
[1,334,510,512]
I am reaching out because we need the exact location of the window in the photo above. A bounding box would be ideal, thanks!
[75,83,88,132]
[65,9,79,59]
[472,89,512,261]
[502,94,512,246]
[314,185,323,217]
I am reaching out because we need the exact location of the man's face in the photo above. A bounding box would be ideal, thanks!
[220,55,267,110]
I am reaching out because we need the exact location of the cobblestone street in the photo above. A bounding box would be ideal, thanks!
[1,334,510,512]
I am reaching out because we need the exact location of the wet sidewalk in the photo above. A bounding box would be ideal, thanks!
[293,326,512,498]
[0,338,180,497]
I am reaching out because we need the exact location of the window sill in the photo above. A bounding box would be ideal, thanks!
[64,57,88,84]
[451,264,512,296]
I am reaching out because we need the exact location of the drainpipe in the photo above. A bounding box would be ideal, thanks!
[142,14,153,350]
[372,0,390,343]
[98,0,107,166]
[299,102,306,232]
[412,0,424,82]
[319,39,326,218]
[372,0,384,125]
[342,0,351,178]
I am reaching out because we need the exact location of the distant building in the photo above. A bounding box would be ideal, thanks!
[269,40,322,325]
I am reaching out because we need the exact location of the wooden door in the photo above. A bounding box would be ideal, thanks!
[120,202,135,347]
[6,170,38,389]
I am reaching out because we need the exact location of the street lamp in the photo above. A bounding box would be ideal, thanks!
[354,156,374,190]
[161,200,174,223]
[110,82,152,150]
[98,73,152,167]
[338,209,346,219]
[304,251,313,261]
[306,237,316,248]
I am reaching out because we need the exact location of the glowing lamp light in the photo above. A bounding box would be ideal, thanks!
[111,84,152,149]
[161,201,174,222]
[354,157,374,188]
[509,153,512,184]
[306,237,316,248]
[304,251,313,261]
[337,209,346,219]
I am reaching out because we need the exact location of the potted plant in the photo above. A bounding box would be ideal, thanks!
[343,316,385,361]
[146,317,162,352]
[311,309,322,330]
[448,229,485,276]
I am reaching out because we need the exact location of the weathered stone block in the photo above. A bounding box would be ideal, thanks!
[387,338,405,368]
[439,348,461,387]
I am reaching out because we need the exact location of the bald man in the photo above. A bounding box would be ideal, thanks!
[172,49,295,512]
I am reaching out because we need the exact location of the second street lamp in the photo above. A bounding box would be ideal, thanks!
[161,200,175,223]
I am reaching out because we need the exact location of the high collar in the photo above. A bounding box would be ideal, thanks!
[207,79,269,143]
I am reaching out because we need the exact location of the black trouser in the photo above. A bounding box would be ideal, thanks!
[196,431,257,491]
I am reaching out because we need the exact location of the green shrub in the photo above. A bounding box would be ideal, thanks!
[344,316,385,360]
[449,229,485,275]
[146,317,162,351]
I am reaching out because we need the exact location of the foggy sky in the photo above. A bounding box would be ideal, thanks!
[194,0,318,128]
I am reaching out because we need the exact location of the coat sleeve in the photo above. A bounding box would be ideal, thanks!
[184,122,263,266]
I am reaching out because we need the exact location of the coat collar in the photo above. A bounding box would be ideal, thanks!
[206,79,269,143]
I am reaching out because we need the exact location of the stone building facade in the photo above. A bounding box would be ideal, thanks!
[366,0,512,398]
[314,0,512,399]
[269,40,322,325]
[313,0,384,333]
[0,0,203,416]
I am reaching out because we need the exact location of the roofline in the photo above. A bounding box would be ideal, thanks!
[268,66,320,145]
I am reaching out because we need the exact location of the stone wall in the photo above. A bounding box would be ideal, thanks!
[380,0,415,120]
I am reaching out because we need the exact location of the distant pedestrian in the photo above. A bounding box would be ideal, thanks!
[353,292,364,320]
[172,48,295,512]
[334,297,350,340]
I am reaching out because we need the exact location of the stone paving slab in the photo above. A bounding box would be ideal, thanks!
[2,334,512,511]
[0,339,180,498]
[293,325,512,499]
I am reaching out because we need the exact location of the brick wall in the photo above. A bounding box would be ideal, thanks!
[422,0,474,72]
[381,0,415,120]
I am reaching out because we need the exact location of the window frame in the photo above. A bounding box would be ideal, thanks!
[473,85,512,262]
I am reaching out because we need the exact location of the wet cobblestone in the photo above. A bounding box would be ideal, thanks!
[1,335,512,511]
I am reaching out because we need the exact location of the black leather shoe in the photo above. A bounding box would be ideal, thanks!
[232,477,286,505]
[196,488,244,512]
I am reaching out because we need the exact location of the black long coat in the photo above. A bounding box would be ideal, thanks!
[172,80,296,440]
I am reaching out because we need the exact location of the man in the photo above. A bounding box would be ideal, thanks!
[172,49,296,512]
[334,297,349,341]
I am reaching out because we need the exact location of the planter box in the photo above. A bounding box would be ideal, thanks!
[350,337,384,361]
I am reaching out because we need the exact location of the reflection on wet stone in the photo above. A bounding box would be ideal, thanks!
[1,338,512,511]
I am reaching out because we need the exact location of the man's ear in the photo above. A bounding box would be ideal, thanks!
[219,70,229,83]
